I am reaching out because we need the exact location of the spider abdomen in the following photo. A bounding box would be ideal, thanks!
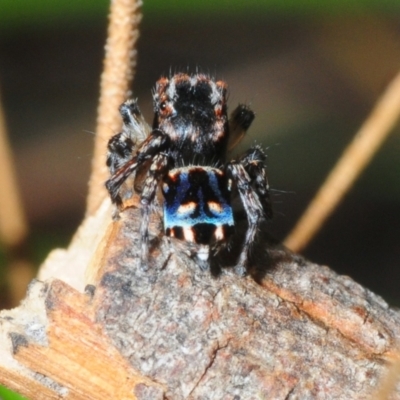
[162,166,234,245]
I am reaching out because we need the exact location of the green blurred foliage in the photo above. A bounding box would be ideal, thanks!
[0,0,109,31]
[1,0,400,32]
[0,385,28,400]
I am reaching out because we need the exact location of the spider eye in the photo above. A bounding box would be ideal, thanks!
[160,101,167,111]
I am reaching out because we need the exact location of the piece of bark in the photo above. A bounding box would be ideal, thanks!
[1,199,400,399]
[38,199,113,292]
[0,278,164,400]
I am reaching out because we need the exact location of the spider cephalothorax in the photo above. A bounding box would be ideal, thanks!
[106,73,272,275]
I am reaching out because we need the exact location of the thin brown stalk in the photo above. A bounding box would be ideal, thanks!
[284,71,400,253]
[0,89,28,247]
[0,85,34,306]
[86,0,142,216]
[372,350,400,400]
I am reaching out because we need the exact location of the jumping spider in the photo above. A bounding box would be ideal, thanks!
[105,73,272,276]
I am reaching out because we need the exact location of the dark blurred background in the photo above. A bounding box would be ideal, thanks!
[0,1,399,307]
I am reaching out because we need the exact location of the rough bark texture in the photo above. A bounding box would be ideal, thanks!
[0,199,400,399]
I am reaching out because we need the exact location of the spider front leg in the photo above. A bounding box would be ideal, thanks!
[226,147,271,276]
[138,153,170,270]
[106,99,150,175]
[227,104,255,151]
[237,146,273,219]
[105,130,170,204]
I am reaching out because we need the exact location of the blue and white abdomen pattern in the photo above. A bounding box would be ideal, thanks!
[162,166,234,244]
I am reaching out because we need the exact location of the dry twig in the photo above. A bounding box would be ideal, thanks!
[0,88,27,247]
[0,85,34,305]
[373,351,400,400]
[284,70,400,252]
[86,0,142,216]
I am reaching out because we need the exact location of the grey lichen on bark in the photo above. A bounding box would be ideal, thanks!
[89,203,400,399]
[0,196,400,400]
[0,193,400,398]
[1,193,400,398]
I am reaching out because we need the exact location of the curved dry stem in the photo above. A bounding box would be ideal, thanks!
[0,84,34,305]
[0,87,28,247]
[372,349,400,400]
[86,0,142,216]
[284,70,400,252]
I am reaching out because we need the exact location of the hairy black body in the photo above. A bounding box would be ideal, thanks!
[105,73,272,275]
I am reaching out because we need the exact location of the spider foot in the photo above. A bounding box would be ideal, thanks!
[233,263,248,277]
[139,258,149,272]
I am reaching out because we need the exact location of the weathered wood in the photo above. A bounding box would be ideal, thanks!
[1,198,400,399]
[0,277,164,399]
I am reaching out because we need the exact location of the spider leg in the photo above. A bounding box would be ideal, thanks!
[106,99,150,175]
[106,132,135,175]
[139,153,169,270]
[238,146,273,219]
[227,104,255,151]
[119,99,151,144]
[226,147,271,276]
[105,130,170,203]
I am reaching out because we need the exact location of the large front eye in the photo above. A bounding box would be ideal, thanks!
[159,100,175,118]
